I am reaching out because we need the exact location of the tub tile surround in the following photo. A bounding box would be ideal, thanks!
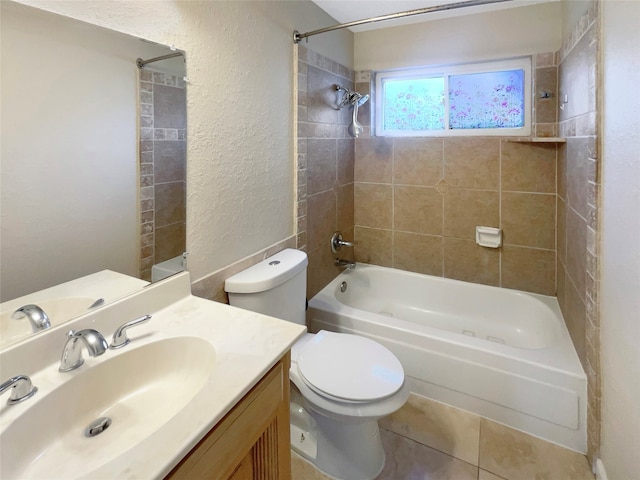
[139,68,187,281]
[556,2,601,464]
[353,136,558,296]
[297,46,356,298]
[292,393,594,480]
[350,54,560,297]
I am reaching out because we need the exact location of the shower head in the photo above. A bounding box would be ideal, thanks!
[347,91,369,107]
[336,85,369,110]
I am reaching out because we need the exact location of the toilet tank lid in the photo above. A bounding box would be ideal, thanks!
[224,248,308,294]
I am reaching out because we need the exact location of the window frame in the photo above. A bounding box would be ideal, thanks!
[374,57,532,137]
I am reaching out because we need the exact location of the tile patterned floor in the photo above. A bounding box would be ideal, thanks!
[291,393,594,480]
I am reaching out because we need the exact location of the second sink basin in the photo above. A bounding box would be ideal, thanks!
[1,336,216,479]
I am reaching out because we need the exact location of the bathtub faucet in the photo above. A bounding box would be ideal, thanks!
[335,258,356,269]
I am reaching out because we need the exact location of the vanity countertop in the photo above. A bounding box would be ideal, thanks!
[0,271,306,480]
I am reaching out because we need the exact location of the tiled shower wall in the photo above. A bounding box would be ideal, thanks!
[139,69,187,281]
[351,54,560,296]
[556,2,600,461]
[297,46,356,298]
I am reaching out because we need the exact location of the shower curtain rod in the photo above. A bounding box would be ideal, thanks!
[293,0,512,43]
[136,52,184,69]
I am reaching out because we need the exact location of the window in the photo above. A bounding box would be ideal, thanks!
[375,58,531,137]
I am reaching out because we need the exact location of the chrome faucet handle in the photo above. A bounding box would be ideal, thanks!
[331,232,358,254]
[59,329,108,372]
[0,375,38,405]
[12,304,51,332]
[110,315,152,349]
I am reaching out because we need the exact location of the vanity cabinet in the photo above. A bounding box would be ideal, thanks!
[166,353,291,480]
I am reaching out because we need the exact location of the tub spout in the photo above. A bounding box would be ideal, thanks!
[335,258,356,269]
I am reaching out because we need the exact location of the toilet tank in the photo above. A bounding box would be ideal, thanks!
[224,249,308,325]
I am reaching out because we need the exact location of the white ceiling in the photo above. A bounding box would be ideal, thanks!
[310,0,559,32]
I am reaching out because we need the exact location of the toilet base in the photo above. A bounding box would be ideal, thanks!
[290,389,385,480]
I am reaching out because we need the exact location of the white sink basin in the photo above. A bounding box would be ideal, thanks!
[0,336,216,480]
[0,297,96,347]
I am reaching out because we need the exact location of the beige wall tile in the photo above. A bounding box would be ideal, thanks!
[355,183,392,229]
[501,141,556,193]
[337,183,354,233]
[155,181,185,227]
[379,393,480,466]
[479,418,592,480]
[379,429,478,480]
[354,227,392,267]
[557,196,567,266]
[337,138,354,185]
[565,206,587,300]
[393,232,443,276]
[501,245,556,295]
[564,276,587,369]
[444,237,500,286]
[558,143,568,201]
[394,186,442,235]
[393,137,443,186]
[566,137,591,218]
[355,137,393,183]
[154,140,186,183]
[444,137,499,189]
[307,243,343,298]
[444,189,499,240]
[557,260,567,314]
[501,192,556,249]
[307,138,336,195]
[534,66,558,124]
[155,222,185,263]
[307,190,337,253]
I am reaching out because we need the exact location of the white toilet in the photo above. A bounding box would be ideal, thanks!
[225,248,409,480]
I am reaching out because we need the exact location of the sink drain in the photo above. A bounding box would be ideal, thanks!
[84,416,112,437]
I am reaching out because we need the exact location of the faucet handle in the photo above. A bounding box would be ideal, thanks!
[331,232,358,254]
[0,375,38,405]
[110,315,152,349]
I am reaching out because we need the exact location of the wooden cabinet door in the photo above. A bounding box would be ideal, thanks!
[166,353,291,480]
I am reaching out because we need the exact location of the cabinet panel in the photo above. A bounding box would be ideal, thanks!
[167,353,291,480]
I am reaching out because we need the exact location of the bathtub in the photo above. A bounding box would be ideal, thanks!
[307,264,587,453]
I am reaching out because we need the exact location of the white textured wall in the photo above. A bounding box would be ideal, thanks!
[354,2,561,71]
[600,1,640,477]
[10,0,353,286]
[0,3,168,301]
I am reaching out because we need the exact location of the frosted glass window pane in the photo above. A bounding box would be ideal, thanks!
[383,78,445,131]
[449,69,525,129]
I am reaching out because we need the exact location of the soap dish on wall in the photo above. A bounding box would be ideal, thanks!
[476,226,502,248]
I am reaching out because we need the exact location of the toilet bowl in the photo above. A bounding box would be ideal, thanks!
[225,249,409,480]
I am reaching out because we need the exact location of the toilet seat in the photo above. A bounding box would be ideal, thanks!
[296,330,404,402]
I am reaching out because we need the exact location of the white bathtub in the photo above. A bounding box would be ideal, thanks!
[307,264,587,453]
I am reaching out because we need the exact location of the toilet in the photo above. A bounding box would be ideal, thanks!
[225,248,409,480]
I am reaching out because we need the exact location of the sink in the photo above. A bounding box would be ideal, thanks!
[0,336,216,480]
[0,296,96,347]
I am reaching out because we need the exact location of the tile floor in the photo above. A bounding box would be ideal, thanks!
[291,393,594,480]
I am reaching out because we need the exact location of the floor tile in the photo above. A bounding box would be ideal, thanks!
[291,451,334,480]
[478,418,593,480]
[376,429,478,480]
[379,393,480,465]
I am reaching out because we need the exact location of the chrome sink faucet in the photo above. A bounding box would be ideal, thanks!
[12,304,51,332]
[59,329,108,372]
[0,375,38,405]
